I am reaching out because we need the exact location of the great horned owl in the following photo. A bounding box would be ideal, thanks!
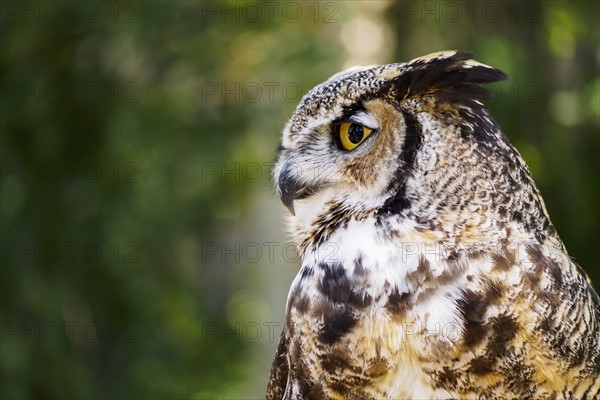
[267,51,600,399]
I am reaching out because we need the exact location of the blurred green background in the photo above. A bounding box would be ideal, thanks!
[1,1,598,398]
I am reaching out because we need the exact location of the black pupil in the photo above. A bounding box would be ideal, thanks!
[348,124,364,144]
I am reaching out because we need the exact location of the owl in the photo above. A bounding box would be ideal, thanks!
[266,51,600,399]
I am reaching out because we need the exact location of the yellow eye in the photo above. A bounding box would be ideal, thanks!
[338,122,373,151]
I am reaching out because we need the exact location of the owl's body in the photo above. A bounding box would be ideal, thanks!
[268,52,600,399]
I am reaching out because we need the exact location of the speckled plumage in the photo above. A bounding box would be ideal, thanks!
[268,51,600,399]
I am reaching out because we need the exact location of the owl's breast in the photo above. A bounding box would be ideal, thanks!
[283,219,469,398]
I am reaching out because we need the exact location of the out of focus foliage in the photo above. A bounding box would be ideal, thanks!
[1,1,598,399]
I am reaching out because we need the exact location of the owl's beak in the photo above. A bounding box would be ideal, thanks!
[277,162,301,216]
[277,160,325,216]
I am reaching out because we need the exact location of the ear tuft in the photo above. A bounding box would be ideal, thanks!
[389,51,507,104]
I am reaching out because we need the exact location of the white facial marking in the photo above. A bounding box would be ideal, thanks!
[348,111,380,130]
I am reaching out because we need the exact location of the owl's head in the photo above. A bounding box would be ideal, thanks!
[274,51,558,251]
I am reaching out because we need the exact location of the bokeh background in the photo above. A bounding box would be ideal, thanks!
[1,1,598,398]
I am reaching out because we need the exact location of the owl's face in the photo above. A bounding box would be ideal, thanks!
[274,51,558,250]
[273,63,411,218]
[275,97,408,214]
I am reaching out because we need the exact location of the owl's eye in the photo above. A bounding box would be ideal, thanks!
[338,122,373,151]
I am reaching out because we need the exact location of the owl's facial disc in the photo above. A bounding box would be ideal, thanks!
[275,100,405,216]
